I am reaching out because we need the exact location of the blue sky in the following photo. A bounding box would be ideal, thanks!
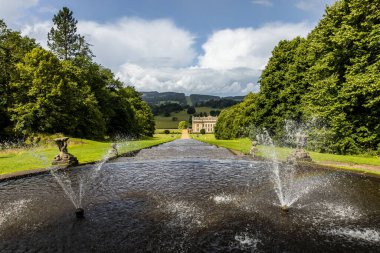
[0,0,335,96]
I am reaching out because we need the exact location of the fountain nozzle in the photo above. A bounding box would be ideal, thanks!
[75,208,84,219]
[281,205,289,212]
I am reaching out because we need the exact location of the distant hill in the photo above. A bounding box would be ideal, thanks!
[141,91,245,107]
[189,94,220,105]
[224,96,245,101]
[141,91,187,105]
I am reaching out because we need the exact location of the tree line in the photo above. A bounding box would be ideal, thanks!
[0,7,154,140]
[215,0,380,155]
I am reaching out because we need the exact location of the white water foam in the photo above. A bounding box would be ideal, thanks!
[0,199,31,227]
[322,202,362,220]
[211,194,236,204]
[165,200,205,228]
[327,228,380,243]
[234,232,261,250]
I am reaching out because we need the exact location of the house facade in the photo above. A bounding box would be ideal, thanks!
[191,116,218,133]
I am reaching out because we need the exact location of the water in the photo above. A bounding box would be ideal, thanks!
[0,139,380,252]
[30,143,116,210]
[256,124,326,210]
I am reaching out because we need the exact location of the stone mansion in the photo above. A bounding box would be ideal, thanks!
[191,116,218,133]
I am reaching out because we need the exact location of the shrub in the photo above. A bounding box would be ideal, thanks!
[200,129,206,135]
[178,121,188,130]
[163,129,170,134]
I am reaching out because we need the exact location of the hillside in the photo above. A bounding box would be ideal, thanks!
[141,91,244,106]
[141,91,187,105]
[155,107,214,129]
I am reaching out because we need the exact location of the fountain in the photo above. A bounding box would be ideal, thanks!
[1,134,380,252]
[255,126,322,213]
[52,137,78,166]
[287,133,312,162]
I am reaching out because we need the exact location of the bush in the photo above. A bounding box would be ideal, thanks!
[200,129,206,135]
[187,106,196,114]
[178,121,188,130]
[163,129,170,134]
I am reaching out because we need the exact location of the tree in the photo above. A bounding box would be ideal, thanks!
[215,0,380,154]
[9,48,106,138]
[47,7,92,60]
[215,93,257,139]
[123,86,155,137]
[0,20,37,136]
[178,121,188,130]
[303,0,380,154]
[187,106,196,114]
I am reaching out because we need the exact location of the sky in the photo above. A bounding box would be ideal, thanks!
[0,0,336,96]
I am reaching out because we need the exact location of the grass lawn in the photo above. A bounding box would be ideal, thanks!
[191,134,380,174]
[155,107,214,129]
[154,129,182,134]
[0,134,180,175]
[191,134,252,154]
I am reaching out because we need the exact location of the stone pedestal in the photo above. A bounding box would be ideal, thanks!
[52,137,78,166]
[111,143,119,157]
[287,149,312,162]
[250,141,258,158]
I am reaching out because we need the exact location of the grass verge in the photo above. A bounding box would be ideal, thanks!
[155,107,214,129]
[191,134,380,175]
[0,134,180,175]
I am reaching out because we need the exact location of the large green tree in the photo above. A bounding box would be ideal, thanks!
[47,7,92,60]
[216,0,380,154]
[123,86,155,137]
[254,37,310,141]
[0,20,37,136]
[214,93,258,139]
[9,48,105,138]
[303,0,380,153]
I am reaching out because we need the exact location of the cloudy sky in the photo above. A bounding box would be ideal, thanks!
[0,0,335,96]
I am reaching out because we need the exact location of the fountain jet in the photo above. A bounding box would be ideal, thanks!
[75,208,84,219]
[281,205,289,212]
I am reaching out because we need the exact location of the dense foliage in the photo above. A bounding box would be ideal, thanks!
[215,0,380,154]
[178,121,188,130]
[194,98,240,108]
[0,7,154,140]
[141,91,187,106]
[151,102,184,116]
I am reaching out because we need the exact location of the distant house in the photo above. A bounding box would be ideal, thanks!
[191,116,218,133]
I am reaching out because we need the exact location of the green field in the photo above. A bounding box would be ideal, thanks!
[191,134,380,174]
[155,107,215,129]
[0,134,180,175]
[185,96,192,106]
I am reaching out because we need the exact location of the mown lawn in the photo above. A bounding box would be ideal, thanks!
[191,134,252,154]
[0,134,180,175]
[191,134,380,173]
[155,107,214,129]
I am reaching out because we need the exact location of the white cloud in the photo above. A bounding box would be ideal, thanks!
[21,18,312,96]
[0,0,39,23]
[198,22,312,70]
[21,20,51,48]
[295,0,335,12]
[117,64,260,96]
[21,17,196,70]
[78,18,196,70]
[251,0,273,7]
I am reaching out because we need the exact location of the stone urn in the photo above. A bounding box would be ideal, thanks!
[250,140,258,158]
[52,137,78,166]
